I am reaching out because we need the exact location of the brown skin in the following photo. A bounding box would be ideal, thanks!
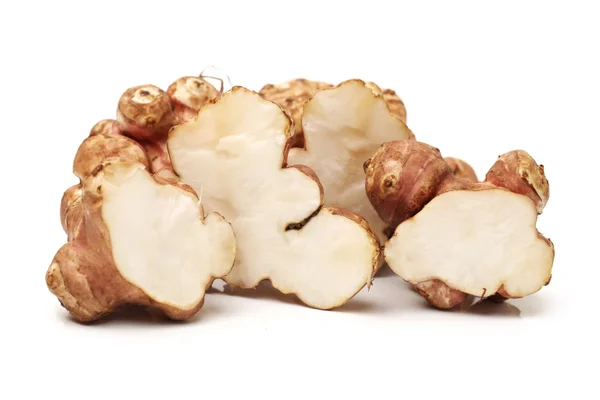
[116,85,177,141]
[486,150,549,213]
[73,133,149,180]
[115,78,218,178]
[166,76,220,122]
[60,184,83,241]
[47,161,213,322]
[445,157,478,181]
[364,140,551,309]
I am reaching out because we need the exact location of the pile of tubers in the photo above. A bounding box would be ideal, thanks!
[47,71,554,322]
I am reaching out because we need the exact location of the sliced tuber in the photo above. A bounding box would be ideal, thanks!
[48,132,236,322]
[168,87,381,309]
[364,140,554,309]
[286,79,414,242]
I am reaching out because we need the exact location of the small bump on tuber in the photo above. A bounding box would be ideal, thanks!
[485,150,549,214]
[167,76,220,122]
[445,157,478,182]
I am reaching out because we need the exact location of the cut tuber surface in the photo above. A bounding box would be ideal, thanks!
[287,79,414,242]
[47,161,236,322]
[168,87,380,309]
[364,140,554,308]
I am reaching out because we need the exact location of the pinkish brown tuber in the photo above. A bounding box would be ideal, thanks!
[116,85,176,141]
[364,140,554,309]
[166,76,220,122]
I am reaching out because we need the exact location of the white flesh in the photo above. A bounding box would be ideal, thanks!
[168,88,379,309]
[288,80,413,242]
[101,163,236,310]
[385,189,553,298]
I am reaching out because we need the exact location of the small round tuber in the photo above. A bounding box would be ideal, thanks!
[116,84,176,141]
[166,76,220,122]
[485,150,549,214]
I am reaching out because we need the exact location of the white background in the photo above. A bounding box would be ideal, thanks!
[1,0,598,398]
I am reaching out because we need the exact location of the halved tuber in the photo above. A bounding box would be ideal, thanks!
[47,160,236,322]
[364,140,554,308]
[286,79,414,242]
[168,87,380,309]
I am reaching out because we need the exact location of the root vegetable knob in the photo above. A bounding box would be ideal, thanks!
[365,140,554,309]
[60,184,83,241]
[445,157,478,181]
[117,85,175,141]
[73,133,149,180]
[167,76,220,122]
[364,141,453,228]
[486,150,549,213]
[90,119,121,137]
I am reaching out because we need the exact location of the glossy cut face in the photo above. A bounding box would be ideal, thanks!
[288,80,413,242]
[101,163,236,309]
[168,88,380,310]
[385,188,554,298]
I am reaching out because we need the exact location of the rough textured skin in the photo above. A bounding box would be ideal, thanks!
[73,133,149,180]
[364,141,453,228]
[167,76,220,122]
[365,140,553,309]
[116,85,176,141]
[60,184,83,241]
[364,81,407,123]
[486,150,549,213]
[414,280,467,309]
[138,139,175,179]
[259,79,333,148]
[445,157,478,181]
[47,161,212,322]
[90,119,121,137]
